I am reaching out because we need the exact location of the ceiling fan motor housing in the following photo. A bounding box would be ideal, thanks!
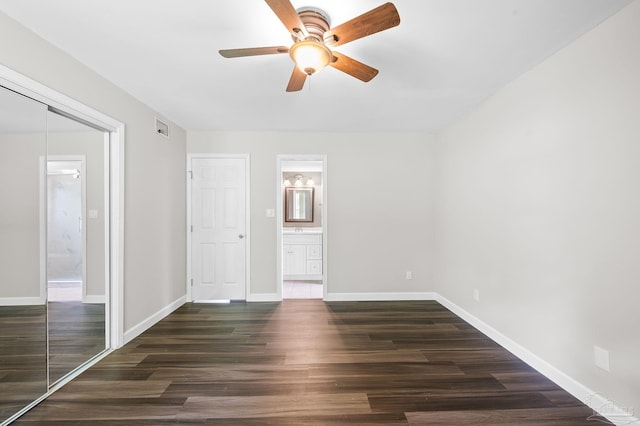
[295,7,330,42]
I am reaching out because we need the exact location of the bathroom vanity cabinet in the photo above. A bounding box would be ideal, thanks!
[282,232,322,280]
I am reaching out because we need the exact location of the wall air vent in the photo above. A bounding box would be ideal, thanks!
[155,117,170,138]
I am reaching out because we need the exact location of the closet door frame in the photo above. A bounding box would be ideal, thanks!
[0,65,125,353]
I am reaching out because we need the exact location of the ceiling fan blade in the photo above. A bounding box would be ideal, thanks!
[264,0,309,39]
[324,2,400,47]
[329,52,379,82]
[286,66,307,92]
[219,46,289,58]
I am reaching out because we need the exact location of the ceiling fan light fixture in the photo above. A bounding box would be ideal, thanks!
[289,40,332,76]
[219,1,401,92]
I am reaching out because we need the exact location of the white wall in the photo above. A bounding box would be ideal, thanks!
[0,134,46,300]
[0,129,106,301]
[435,0,640,414]
[0,11,187,333]
[188,131,436,298]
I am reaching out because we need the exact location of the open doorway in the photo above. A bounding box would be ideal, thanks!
[47,158,85,302]
[277,156,327,300]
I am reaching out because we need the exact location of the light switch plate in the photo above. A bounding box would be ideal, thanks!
[266,209,275,218]
[88,209,99,219]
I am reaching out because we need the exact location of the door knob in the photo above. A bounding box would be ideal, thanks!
[238,234,245,239]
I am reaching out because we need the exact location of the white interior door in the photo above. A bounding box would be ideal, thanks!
[191,157,247,301]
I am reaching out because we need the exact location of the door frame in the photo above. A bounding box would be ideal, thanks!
[276,154,328,300]
[186,153,251,302]
[46,156,88,302]
[0,64,125,351]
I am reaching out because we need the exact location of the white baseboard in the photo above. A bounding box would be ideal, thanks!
[0,296,107,305]
[283,274,323,281]
[244,292,438,303]
[324,292,437,302]
[123,295,186,345]
[246,292,439,302]
[0,296,46,306]
[247,293,280,302]
[435,294,638,426]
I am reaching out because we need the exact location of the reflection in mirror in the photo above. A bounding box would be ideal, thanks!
[46,111,107,385]
[285,187,314,222]
[0,86,48,423]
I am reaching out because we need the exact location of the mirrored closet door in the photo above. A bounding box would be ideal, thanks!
[0,85,48,425]
[0,85,109,424]
[46,109,107,385]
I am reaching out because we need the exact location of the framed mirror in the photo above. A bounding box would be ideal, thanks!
[285,187,314,222]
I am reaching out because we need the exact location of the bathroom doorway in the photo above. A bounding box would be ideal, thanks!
[47,158,85,302]
[277,155,327,300]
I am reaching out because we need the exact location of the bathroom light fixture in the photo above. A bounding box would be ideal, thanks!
[283,174,315,187]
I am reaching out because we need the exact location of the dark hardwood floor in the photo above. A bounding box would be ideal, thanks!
[0,305,47,424]
[48,301,106,384]
[14,300,607,425]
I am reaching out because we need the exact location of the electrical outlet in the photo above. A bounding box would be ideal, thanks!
[406,271,413,280]
[473,289,480,302]
[594,346,610,372]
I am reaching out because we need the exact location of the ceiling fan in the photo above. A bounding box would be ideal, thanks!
[219,0,400,92]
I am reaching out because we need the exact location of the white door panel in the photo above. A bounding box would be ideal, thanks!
[191,158,246,301]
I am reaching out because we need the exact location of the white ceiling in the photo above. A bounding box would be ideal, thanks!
[0,0,632,133]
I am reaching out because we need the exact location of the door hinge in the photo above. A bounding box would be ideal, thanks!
[190,278,194,286]
[188,170,193,179]
[190,225,193,232]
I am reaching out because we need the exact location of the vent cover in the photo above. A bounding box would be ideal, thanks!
[155,117,170,138]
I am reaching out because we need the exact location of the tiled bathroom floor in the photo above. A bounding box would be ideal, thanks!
[48,281,82,301]
[283,280,323,299]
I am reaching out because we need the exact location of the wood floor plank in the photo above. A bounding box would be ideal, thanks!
[46,380,173,400]
[368,391,556,412]
[13,300,604,425]
[284,349,428,365]
[492,372,563,392]
[148,365,310,382]
[421,347,520,363]
[406,406,596,425]
[178,393,372,419]
[13,398,186,422]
